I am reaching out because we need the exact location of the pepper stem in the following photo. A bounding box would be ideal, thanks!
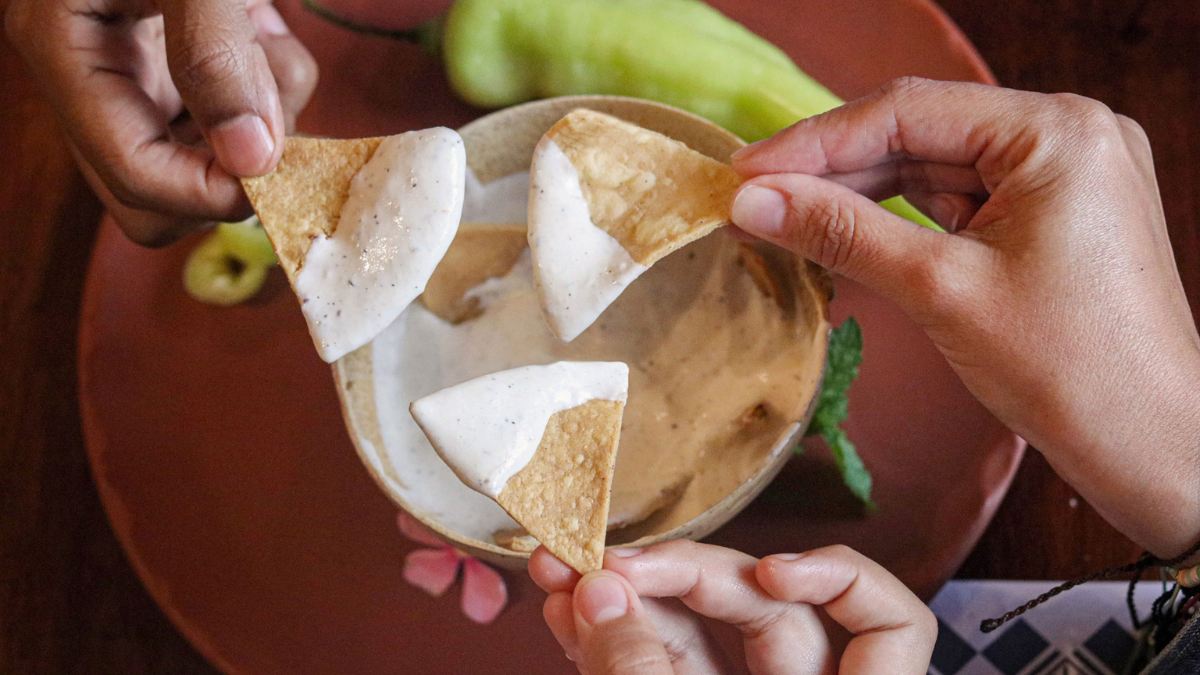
[299,0,442,54]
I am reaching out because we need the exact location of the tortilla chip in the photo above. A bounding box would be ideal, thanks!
[547,109,744,266]
[493,528,540,553]
[419,222,528,323]
[497,399,624,574]
[241,136,383,279]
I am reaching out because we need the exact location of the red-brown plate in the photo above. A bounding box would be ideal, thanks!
[79,1,1020,672]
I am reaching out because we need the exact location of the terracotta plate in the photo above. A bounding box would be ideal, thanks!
[78,1,1022,673]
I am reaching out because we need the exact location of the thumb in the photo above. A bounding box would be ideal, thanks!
[731,175,961,309]
[160,0,284,177]
[573,572,673,675]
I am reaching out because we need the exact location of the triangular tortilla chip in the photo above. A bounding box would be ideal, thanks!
[241,137,383,279]
[493,528,540,553]
[409,362,627,573]
[497,399,623,573]
[419,222,528,323]
[546,109,744,266]
[241,131,467,362]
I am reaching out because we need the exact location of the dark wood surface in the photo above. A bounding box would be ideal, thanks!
[1,0,1196,670]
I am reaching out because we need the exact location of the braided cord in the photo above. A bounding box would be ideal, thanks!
[981,539,1200,633]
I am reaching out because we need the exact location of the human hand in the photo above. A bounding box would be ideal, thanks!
[729,78,1200,560]
[6,0,317,245]
[529,540,936,675]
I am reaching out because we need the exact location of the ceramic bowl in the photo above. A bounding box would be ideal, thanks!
[334,95,831,568]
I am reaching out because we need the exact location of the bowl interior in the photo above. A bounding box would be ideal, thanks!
[335,96,830,566]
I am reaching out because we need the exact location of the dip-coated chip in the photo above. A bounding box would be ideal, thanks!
[547,109,744,266]
[497,399,624,574]
[241,137,383,278]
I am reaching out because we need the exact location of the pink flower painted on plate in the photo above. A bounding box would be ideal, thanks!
[397,512,508,624]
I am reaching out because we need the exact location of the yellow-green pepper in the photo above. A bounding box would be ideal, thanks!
[304,0,940,230]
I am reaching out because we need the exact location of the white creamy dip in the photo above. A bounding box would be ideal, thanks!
[294,128,466,362]
[528,139,648,342]
[409,362,629,498]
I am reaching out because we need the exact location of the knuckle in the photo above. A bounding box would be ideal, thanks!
[822,543,857,560]
[106,174,156,213]
[170,37,246,95]
[1115,113,1152,150]
[651,538,698,558]
[100,145,160,210]
[801,194,860,271]
[1050,93,1124,153]
[740,606,788,641]
[880,75,933,103]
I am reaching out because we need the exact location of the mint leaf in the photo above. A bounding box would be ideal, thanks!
[804,318,874,510]
[825,426,876,513]
[814,317,862,429]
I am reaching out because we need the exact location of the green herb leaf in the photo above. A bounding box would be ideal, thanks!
[815,317,862,428]
[824,426,876,513]
[804,317,874,510]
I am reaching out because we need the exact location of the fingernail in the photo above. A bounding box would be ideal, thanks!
[608,547,643,558]
[576,575,629,625]
[769,552,808,562]
[731,139,767,161]
[250,4,289,36]
[732,185,787,238]
[210,115,275,176]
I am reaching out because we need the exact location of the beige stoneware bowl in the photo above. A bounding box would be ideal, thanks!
[334,95,831,569]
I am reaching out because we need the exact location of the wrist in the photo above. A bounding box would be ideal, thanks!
[1035,352,1200,560]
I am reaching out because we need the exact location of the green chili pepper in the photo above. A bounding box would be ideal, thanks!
[442,0,836,141]
[303,0,942,231]
[183,217,276,306]
[183,233,270,307]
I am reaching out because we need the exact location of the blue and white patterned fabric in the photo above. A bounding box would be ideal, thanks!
[928,581,1176,675]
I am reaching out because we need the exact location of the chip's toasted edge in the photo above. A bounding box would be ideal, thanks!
[496,399,624,574]
[418,221,528,323]
[493,528,540,553]
[546,109,744,266]
[241,136,383,279]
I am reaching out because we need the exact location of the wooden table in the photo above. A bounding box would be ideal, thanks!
[2,0,1196,669]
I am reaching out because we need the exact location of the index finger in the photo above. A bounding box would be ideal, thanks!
[530,545,582,594]
[604,540,834,675]
[731,78,1052,187]
[757,546,936,675]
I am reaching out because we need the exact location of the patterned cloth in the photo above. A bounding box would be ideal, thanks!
[928,581,1193,675]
